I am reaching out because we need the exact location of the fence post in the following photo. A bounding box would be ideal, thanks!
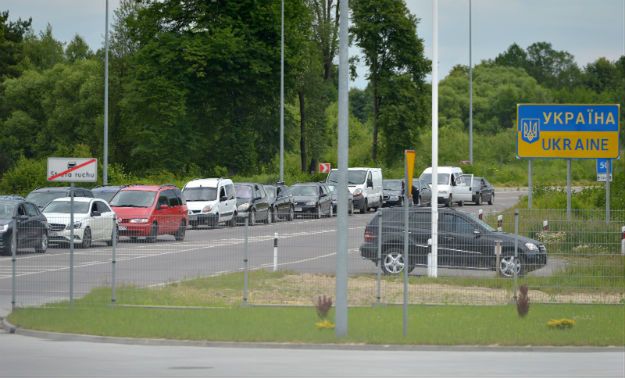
[513,209,519,301]
[376,209,382,306]
[497,215,503,232]
[11,218,17,312]
[621,226,625,256]
[243,217,249,306]
[273,232,278,272]
[478,208,483,220]
[69,183,75,306]
[495,240,502,278]
[111,220,117,305]
[427,238,432,277]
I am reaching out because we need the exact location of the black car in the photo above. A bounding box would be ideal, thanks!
[359,207,547,277]
[263,183,295,222]
[235,183,271,225]
[92,185,127,203]
[26,187,94,210]
[290,183,333,219]
[327,184,354,215]
[470,177,495,205]
[382,179,405,207]
[0,197,49,256]
[414,179,432,207]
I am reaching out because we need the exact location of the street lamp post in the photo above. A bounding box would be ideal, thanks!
[469,0,473,165]
[279,0,285,183]
[103,0,109,185]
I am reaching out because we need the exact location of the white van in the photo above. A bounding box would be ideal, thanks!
[327,167,383,213]
[182,178,237,227]
[418,166,472,207]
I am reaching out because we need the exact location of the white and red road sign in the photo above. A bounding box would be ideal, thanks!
[47,157,98,182]
[319,162,331,173]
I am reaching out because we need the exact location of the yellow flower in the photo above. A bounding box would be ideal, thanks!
[547,318,576,329]
[315,320,336,329]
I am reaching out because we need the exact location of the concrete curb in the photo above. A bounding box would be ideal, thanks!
[2,316,622,353]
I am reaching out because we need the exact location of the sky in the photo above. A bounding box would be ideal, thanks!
[3,0,624,89]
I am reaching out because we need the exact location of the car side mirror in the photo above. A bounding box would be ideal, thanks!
[367,180,373,188]
[473,229,481,238]
[220,196,228,202]
[91,210,101,217]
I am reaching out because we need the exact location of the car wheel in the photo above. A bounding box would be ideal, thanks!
[476,193,482,205]
[499,256,523,277]
[360,200,368,214]
[228,213,237,227]
[349,201,354,215]
[80,227,92,248]
[249,210,256,226]
[315,205,322,219]
[146,223,158,243]
[174,220,186,241]
[106,226,118,246]
[380,248,415,275]
[287,206,294,221]
[329,205,334,217]
[488,194,494,205]
[35,231,48,253]
[458,199,464,207]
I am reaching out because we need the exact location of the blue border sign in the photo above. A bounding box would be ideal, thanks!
[517,104,620,159]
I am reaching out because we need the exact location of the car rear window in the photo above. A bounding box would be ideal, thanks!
[110,191,156,208]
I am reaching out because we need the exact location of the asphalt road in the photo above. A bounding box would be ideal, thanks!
[0,190,542,313]
[1,332,623,378]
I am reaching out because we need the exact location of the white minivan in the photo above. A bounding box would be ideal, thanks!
[418,166,472,207]
[327,167,383,213]
[182,178,237,228]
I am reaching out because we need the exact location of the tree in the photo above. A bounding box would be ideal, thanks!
[22,24,65,70]
[350,0,430,162]
[0,11,32,79]
[65,35,92,63]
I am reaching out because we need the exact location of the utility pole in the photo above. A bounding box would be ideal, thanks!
[103,0,109,185]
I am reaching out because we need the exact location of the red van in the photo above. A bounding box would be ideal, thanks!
[110,185,188,242]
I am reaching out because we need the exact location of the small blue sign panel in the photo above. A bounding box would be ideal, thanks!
[596,158,613,182]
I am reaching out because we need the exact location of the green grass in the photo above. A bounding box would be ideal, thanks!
[8,303,624,346]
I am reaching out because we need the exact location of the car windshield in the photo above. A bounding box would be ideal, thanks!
[327,170,368,185]
[93,190,118,203]
[183,187,217,201]
[265,187,276,200]
[290,186,318,196]
[235,185,253,199]
[110,191,156,207]
[383,181,402,190]
[43,201,90,214]
[0,202,16,218]
[26,192,66,208]
[419,173,450,185]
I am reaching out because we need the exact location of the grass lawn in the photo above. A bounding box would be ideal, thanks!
[8,303,624,346]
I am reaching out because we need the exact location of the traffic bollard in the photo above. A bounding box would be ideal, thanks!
[273,232,278,272]
[621,226,625,256]
[478,209,483,220]
[543,220,549,232]
[497,215,503,232]
[495,240,502,277]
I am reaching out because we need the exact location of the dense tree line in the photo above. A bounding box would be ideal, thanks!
[0,2,623,191]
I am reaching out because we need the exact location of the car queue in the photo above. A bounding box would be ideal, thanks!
[1,165,497,255]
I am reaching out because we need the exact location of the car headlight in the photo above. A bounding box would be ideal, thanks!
[525,242,539,251]
[66,221,82,230]
[187,210,194,215]
[129,218,149,224]
[0,224,8,233]
[306,201,316,206]
[202,205,212,213]
[353,188,363,196]
[238,203,250,212]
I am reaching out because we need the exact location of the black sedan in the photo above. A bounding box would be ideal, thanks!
[290,183,333,219]
[360,207,547,277]
[382,179,404,207]
[235,183,271,225]
[263,184,295,222]
[327,184,354,215]
[470,177,495,205]
[0,196,49,256]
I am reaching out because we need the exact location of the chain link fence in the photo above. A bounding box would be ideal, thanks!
[2,209,624,310]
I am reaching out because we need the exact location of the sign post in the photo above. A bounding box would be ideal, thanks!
[403,150,415,337]
[517,104,620,219]
[47,158,97,304]
[318,162,331,174]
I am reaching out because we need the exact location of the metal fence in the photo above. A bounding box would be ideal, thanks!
[2,208,624,311]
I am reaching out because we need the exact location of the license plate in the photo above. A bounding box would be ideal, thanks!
[49,231,57,237]
[295,207,302,212]
[118,225,127,231]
